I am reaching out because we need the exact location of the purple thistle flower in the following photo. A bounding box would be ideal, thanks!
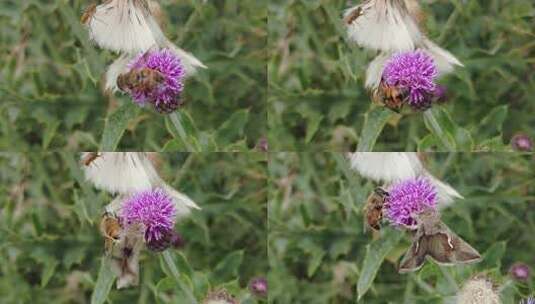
[126,49,186,113]
[511,133,533,152]
[385,177,437,227]
[509,263,531,281]
[121,188,177,243]
[433,85,448,104]
[255,137,269,152]
[249,277,268,298]
[520,297,535,304]
[382,51,438,110]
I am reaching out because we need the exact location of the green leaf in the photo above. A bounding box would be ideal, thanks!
[215,109,250,147]
[90,257,116,304]
[167,111,201,151]
[99,103,139,151]
[357,228,403,301]
[162,139,184,151]
[478,105,508,135]
[211,250,244,284]
[418,134,439,151]
[174,252,194,279]
[63,246,86,269]
[191,272,210,300]
[40,259,58,288]
[161,251,197,304]
[304,113,323,144]
[357,107,393,152]
[31,211,43,236]
[479,241,506,269]
[307,250,325,278]
[423,108,456,151]
[156,277,175,293]
[477,136,507,151]
[42,120,60,149]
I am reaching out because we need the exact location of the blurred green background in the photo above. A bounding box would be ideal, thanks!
[268,0,535,151]
[268,152,535,303]
[0,0,267,151]
[0,152,267,303]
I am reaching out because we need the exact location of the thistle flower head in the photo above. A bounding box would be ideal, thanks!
[255,137,269,152]
[249,277,268,298]
[385,177,437,227]
[520,297,535,304]
[511,133,533,152]
[433,85,448,103]
[509,262,531,281]
[126,49,186,113]
[382,51,438,110]
[146,229,185,252]
[121,188,177,243]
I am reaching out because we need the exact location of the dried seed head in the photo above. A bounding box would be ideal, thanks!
[203,289,239,304]
[457,276,500,304]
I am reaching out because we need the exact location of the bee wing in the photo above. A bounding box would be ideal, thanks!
[88,0,157,53]
[362,207,369,234]
[398,234,427,273]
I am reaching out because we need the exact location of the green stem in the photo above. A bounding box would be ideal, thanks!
[439,266,458,292]
[423,109,455,150]
[169,112,198,152]
[162,251,197,304]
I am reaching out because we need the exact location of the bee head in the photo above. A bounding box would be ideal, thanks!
[374,187,389,198]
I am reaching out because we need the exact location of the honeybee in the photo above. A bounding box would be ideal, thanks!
[344,6,363,25]
[81,152,101,166]
[117,68,165,93]
[80,3,97,25]
[363,187,389,231]
[100,212,122,255]
[372,82,407,113]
